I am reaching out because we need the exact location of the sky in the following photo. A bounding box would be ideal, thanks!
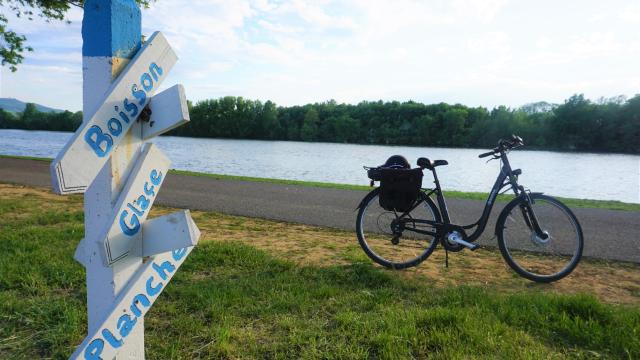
[1,0,640,112]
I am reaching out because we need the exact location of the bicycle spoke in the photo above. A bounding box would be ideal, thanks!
[499,195,582,281]
[357,191,439,268]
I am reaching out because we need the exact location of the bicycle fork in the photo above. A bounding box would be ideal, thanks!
[517,193,549,241]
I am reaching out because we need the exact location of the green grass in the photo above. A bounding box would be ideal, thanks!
[2,153,639,211]
[1,188,639,358]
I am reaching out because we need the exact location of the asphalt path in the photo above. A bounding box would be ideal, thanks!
[1,157,638,263]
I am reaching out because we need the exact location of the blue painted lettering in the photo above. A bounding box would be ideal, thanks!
[152,261,175,281]
[146,276,163,296]
[141,73,153,92]
[172,248,187,261]
[149,62,163,81]
[135,195,150,211]
[101,328,123,349]
[119,210,140,236]
[118,111,130,124]
[127,203,144,217]
[84,125,113,157]
[117,314,137,338]
[84,338,104,360]
[150,170,162,185]
[124,98,139,117]
[107,118,122,136]
[143,182,155,197]
[118,169,165,237]
[131,84,146,106]
[130,293,151,317]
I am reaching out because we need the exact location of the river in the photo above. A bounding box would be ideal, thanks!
[0,129,638,203]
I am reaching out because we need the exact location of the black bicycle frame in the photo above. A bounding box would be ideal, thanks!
[397,151,541,242]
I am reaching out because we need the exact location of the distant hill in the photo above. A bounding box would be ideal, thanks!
[0,98,63,114]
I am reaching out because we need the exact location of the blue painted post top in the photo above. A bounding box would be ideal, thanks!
[82,0,141,59]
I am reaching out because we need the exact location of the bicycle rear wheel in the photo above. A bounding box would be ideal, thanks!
[356,188,441,269]
[496,194,583,282]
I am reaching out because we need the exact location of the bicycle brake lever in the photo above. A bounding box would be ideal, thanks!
[485,155,499,164]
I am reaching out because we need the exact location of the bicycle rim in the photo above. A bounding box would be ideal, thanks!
[357,192,439,268]
[500,195,583,281]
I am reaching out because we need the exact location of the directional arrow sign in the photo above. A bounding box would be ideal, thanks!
[99,142,170,265]
[141,210,200,257]
[69,246,196,360]
[50,31,177,195]
[142,84,190,140]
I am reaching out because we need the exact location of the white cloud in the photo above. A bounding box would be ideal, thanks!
[619,3,640,23]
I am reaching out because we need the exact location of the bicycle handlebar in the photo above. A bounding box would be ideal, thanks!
[478,135,524,158]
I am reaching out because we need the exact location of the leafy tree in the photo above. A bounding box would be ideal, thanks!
[300,108,319,141]
[0,107,19,128]
[258,100,280,139]
[441,108,467,146]
[326,114,359,143]
[551,94,600,150]
[21,102,41,129]
[412,114,437,145]
[615,95,640,153]
[0,0,153,72]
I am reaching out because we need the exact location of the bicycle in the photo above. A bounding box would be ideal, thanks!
[356,135,583,283]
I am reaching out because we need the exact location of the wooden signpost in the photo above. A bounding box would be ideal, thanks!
[50,1,201,358]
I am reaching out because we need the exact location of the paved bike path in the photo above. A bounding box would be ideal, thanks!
[1,157,638,263]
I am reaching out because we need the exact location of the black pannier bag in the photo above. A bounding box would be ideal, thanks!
[367,156,423,212]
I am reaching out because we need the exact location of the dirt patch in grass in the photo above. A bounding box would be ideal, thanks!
[0,184,83,226]
[0,183,82,213]
[185,209,640,306]
[4,183,639,305]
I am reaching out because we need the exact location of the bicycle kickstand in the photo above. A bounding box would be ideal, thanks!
[445,246,449,268]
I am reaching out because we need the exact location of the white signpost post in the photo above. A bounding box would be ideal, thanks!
[50,1,200,359]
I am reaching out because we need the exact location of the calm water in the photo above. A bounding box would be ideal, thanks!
[0,129,638,203]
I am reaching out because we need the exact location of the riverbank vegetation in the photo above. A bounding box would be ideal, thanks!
[0,184,638,358]
[2,94,639,153]
[0,103,81,132]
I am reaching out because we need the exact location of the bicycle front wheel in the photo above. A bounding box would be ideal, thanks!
[497,194,583,282]
[356,188,441,269]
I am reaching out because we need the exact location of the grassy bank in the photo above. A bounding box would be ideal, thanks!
[2,154,638,212]
[0,183,639,358]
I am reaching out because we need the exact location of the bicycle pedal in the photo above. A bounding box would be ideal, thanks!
[447,233,479,250]
[467,243,480,251]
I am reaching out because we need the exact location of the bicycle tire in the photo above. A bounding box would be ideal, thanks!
[356,188,441,269]
[496,193,584,282]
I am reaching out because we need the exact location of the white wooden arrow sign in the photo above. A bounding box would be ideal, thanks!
[74,209,200,267]
[50,31,177,195]
[142,84,190,140]
[69,246,195,360]
[97,142,170,265]
[141,210,200,256]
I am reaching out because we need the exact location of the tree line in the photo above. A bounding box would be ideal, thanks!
[0,103,82,132]
[1,94,638,153]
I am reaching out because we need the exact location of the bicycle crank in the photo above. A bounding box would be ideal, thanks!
[443,227,478,252]
[447,232,479,250]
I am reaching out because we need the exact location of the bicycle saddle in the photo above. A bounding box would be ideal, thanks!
[417,157,448,170]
